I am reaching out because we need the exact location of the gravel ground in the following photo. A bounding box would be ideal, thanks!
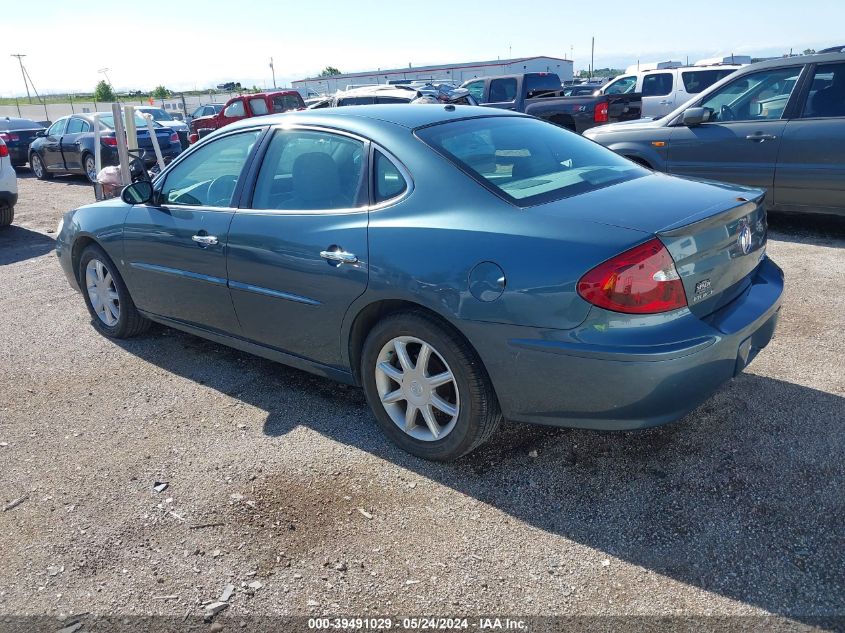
[1,171,843,630]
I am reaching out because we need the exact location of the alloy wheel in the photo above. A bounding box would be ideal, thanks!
[374,335,460,441]
[85,259,120,327]
[85,156,98,183]
[32,156,43,178]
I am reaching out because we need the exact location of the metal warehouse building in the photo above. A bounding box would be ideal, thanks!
[293,56,574,96]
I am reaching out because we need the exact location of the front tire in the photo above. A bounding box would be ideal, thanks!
[361,311,501,461]
[0,205,13,228]
[78,244,150,338]
[30,153,52,180]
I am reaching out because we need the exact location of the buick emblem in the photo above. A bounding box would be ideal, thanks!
[738,221,753,255]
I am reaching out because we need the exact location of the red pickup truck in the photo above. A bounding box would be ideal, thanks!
[188,90,305,143]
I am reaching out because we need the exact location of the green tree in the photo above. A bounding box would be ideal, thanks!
[320,66,342,77]
[151,85,170,99]
[803,48,816,55]
[94,80,116,102]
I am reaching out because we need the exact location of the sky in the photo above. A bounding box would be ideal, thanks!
[1,0,842,96]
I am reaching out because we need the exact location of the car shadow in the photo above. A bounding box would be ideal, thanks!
[112,326,844,623]
[0,225,56,265]
[16,168,93,188]
[768,212,845,248]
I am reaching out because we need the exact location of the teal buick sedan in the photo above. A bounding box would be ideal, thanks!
[56,105,783,460]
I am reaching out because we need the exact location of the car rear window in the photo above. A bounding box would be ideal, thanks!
[416,116,646,207]
[0,118,42,130]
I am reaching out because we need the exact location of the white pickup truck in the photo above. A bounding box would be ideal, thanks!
[601,58,749,118]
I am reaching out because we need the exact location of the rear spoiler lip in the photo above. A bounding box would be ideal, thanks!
[656,190,765,237]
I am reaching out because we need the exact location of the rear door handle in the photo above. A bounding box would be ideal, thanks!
[320,249,358,264]
[192,234,219,246]
[746,133,778,142]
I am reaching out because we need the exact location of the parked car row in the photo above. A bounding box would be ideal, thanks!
[585,50,845,217]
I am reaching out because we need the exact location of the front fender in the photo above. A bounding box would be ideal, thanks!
[606,141,667,170]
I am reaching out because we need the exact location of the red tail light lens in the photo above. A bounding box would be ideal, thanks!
[101,135,118,147]
[0,143,8,158]
[170,132,179,144]
[577,238,687,314]
[0,133,19,143]
[188,133,198,144]
[594,101,609,123]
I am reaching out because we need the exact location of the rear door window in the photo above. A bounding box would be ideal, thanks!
[642,73,673,97]
[65,118,85,134]
[272,95,303,112]
[249,98,269,115]
[801,62,845,118]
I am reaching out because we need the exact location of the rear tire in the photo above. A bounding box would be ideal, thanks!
[0,205,13,228]
[78,243,150,339]
[30,153,52,180]
[83,153,98,183]
[361,311,501,461]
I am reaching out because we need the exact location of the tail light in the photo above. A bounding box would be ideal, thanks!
[188,133,198,144]
[0,133,19,143]
[577,238,687,314]
[0,143,7,158]
[101,135,118,147]
[170,132,179,145]
[594,101,609,123]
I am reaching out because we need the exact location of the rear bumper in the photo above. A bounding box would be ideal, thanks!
[0,190,17,208]
[8,146,29,166]
[462,256,784,430]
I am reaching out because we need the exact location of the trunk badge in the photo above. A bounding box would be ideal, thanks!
[738,220,753,255]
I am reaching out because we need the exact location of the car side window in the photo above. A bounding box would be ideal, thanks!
[223,100,246,118]
[464,80,485,102]
[249,98,269,115]
[79,120,91,133]
[374,150,407,203]
[642,73,673,97]
[65,118,85,134]
[47,119,67,136]
[801,62,845,118]
[160,130,261,207]
[252,130,365,211]
[603,76,637,95]
[698,67,801,122]
[489,78,517,102]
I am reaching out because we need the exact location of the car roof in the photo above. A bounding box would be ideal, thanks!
[222,104,526,133]
[0,117,45,129]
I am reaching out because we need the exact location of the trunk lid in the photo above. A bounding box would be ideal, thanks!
[658,195,767,317]
[137,128,173,150]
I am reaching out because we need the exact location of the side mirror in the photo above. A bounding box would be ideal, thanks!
[36,130,47,137]
[682,107,710,126]
[121,181,153,205]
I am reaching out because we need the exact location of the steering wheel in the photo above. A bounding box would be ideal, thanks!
[207,175,238,207]
[719,104,736,122]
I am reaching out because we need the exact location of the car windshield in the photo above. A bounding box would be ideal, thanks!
[99,114,162,129]
[416,116,646,206]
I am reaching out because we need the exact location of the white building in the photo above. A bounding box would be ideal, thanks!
[293,56,574,96]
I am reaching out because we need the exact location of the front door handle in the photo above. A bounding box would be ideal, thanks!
[746,133,778,142]
[192,234,219,247]
[320,249,358,264]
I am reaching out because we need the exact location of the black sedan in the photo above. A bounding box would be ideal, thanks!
[0,117,46,167]
[29,113,183,183]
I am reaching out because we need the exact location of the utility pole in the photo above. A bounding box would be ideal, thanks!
[269,57,276,89]
[98,68,118,100]
[11,54,32,103]
[590,36,595,82]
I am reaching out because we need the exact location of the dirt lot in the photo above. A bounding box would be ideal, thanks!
[1,171,843,630]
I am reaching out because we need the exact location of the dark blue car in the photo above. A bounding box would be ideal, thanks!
[55,105,783,460]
